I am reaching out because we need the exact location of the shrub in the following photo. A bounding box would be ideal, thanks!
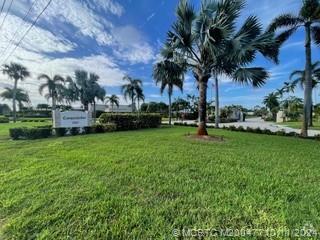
[99,113,161,131]
[104,123,117,132]
[84,126,93,134]
[10,127,52,140]
[237,126,245,132]
[93,124,106,133]
[55,128,67,137]
[276,130,286,136]
[70,127,80,136]
[9,128,25,140]
[314,134,320,141]
[0,116,9,123]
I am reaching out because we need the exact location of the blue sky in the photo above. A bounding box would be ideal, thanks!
[0,0,319,108]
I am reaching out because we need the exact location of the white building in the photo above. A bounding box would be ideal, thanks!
[93,104,135,113]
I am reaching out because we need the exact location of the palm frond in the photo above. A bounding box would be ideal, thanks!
[233,67,269,88]
[312,26,320,45]
[267,14,302,32]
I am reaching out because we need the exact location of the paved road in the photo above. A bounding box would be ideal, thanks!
[168,117,320,137]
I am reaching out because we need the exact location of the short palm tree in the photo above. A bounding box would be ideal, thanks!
[163,0,279,135]
[1,87,30,111]
[121,75,142,112]
[105,95,120,113]
[2,63,30,122]
[263,93,280,121]
[38,74,65,110]
[267,0,320,136]
[153,59,186,125]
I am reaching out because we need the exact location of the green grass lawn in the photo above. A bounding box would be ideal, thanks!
[1,125,320,239]
[279,121,320,130]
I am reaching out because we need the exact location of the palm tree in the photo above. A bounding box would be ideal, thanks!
[135,86,145,112]
[1,87,30,111]
[2,63,30,122]
[153,60,185,125]
[263,93,280,121]
[267,0,320,136]
[105,95,120,113]
[38,74,65,110]
[121,75,142,112]
[281,96,303,120]
[284,62,320,126]
[163,0,279,135]
[89,73,106,117]
[62,76,80,105]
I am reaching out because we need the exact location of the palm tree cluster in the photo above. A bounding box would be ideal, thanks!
[1,61,146,121]
[2,63,30,122]
[121,75,144,112]
[267,0,320,136]
[154,0,281,135]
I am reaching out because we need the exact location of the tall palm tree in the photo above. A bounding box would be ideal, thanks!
[163,0,279,135]
[1,87,30,111]
[89,73,106,117]
[2,63,30,122]
[38,74,65,110]
[62,76,80,105]
[263,92,280,121]
[105,95,120,113]
[267,0,320,136]
[135,86,145,112]
[153,60,186,125]
[121,75,142,112]
[284,62,320,126]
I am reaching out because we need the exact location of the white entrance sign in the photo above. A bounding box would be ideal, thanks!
[53,110,93,128]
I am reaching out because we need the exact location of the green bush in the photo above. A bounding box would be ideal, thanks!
[84,126,93,134]
[99,113,161,131]
[10,127,52,140]
[9,128,25,140]
[104,123,117,132]
[0,116,9,123]
[70,127,80,136]
[93,123,117,133]
[55,128,67,137]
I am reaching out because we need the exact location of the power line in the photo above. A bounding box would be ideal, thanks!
[1,0,53,65]
[0,0,14,31]
[0,0,7,16]
[0,0,39,57]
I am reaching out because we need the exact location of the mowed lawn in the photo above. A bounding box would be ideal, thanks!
[279,121,320,130]
[0,124,320,239]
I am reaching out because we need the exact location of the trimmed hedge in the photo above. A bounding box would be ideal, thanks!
[93,123,117,133]
[0,116,9,123]
[99,113,161,131]
[10,127,52,140]
[173,122,319,140]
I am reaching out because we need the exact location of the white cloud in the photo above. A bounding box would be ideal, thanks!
[31,0,116,46]
[112,25,155,64]
[0,48,126,105]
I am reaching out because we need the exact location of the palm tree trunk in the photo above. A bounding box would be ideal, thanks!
[131,96,134,113]
[214,75,220,128]
[302,23,312,137]
[93,100,96,120]
[12,79,18,123]
[111,103,114,113]
[168,93,172,126]
[52,96,56,111]
[197,74,209,136]
[309,101,313,127]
